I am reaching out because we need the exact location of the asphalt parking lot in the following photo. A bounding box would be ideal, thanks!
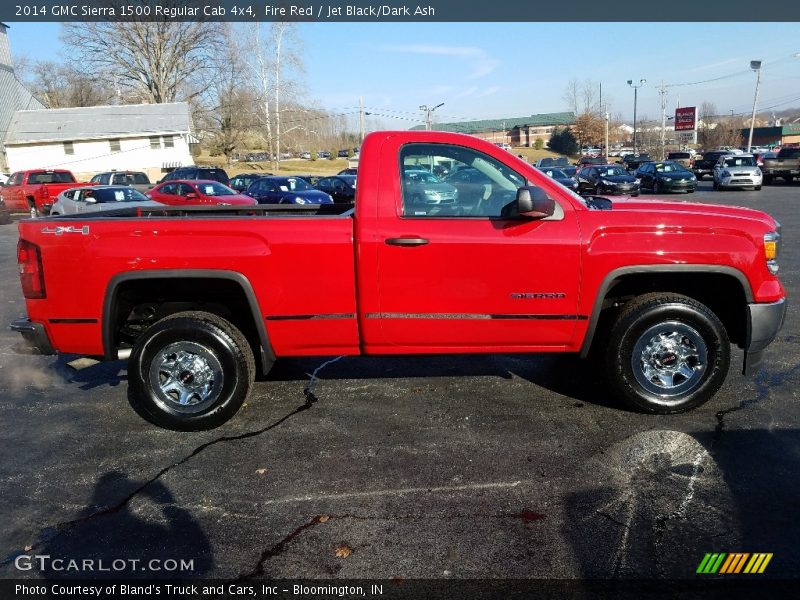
[0,180,798,589]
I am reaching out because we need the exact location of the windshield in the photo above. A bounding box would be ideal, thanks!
[275,178,312,192]
[723,157,756,167]
[405,171,442,184]
[91,187,149,203]
[543,169,568,179]
[196,182,236,196]
[599,167,627,177]
[654,162,688,173]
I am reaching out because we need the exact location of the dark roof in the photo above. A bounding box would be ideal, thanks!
[411,112,575,134]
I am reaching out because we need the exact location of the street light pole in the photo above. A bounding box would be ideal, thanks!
[747,60,762,153]
[627,79,646,154]
[419,102,444,131]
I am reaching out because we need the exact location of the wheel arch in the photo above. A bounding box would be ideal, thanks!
[580,265,753,357]
[102,270,275,371]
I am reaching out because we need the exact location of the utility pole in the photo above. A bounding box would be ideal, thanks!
[627,79,646,155]
[747,60,762,152]
[659,81,668,160]
[605,111,609,163]
[419,102,444,131]
[359,96,365,143]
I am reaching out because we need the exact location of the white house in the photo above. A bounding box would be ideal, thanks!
[4,102,196,181]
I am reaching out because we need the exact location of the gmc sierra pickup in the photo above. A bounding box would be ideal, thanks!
[11,131,786,430]
[1,170,94,217]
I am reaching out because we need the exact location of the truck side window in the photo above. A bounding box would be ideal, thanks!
[400,143,525,218]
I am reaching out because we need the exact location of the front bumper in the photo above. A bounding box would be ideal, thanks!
[599,183,640,195]
[720,175,762,188]
[743,298,786,375]
[9,318,55,355]
[661,179,697,192]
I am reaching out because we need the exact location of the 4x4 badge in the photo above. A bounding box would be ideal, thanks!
[41,225,90,235]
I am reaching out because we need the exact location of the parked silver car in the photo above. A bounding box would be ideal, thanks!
[49,186,163,215]
[402,169,458,207]
[712,154,763,191]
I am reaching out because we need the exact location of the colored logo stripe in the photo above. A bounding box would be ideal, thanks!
[744,553,773,574]
[697,553,726,574]
[697,552,773,574]
[719,553,749,573]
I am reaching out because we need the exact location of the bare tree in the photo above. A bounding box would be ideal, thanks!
[61,19,222,104]
[195,26,255,166]
[247,23,304,170]
[562,78,581,117]
[27,60,115,108]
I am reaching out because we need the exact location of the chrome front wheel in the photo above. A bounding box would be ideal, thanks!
[631,322,708,405]
[605,293,730,414]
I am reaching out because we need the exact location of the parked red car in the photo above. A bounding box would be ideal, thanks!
[148,180,256,206]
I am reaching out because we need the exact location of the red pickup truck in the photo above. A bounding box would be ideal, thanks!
[1,169,91,217]
[11,131,786,430]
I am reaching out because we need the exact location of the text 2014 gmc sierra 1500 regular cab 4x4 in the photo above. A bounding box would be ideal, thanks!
[11,131,786,430]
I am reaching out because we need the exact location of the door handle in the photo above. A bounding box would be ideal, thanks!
[385,237,429,247]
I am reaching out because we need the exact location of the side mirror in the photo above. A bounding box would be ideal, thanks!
[516,186,555,219]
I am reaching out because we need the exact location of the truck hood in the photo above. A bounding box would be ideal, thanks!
[605,197,778,228]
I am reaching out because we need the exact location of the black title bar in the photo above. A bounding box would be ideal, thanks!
[2,0,799,22]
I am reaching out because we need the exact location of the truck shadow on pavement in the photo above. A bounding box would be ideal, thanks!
[264,353,619,410]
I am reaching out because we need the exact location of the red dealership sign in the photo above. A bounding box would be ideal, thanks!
[675,107,697,131]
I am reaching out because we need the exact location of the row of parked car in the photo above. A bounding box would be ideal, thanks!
[0,165,363,219]
[533,147,771,196]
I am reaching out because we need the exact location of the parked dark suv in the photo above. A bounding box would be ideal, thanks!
[159,167,230,186]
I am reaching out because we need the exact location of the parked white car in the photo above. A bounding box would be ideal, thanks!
[712,154,762,191]
[49,185,163,215]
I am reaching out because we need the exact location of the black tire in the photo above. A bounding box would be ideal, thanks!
[653,181,661,194]
[754,186,762,191]
[128,311,255,430]
[605,293,730,414]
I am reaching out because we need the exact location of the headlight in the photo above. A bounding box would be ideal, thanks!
[294,197,307,204]
[601,179,612,185]
[423,189,439,196]
[663,177,672,182]
[755,168,762,176]
[764,230,780,274]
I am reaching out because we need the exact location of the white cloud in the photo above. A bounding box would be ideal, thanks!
[382,44,499,79]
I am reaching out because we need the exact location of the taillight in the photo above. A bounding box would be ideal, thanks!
[17,239,46,299]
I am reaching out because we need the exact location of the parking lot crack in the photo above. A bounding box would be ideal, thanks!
[1,356,347,568]
[713,362,800,447]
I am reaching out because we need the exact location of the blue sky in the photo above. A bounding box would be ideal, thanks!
[8,22,800,127]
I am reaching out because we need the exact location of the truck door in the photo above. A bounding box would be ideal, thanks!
[4,172,24,210]
[370,141,582,352]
